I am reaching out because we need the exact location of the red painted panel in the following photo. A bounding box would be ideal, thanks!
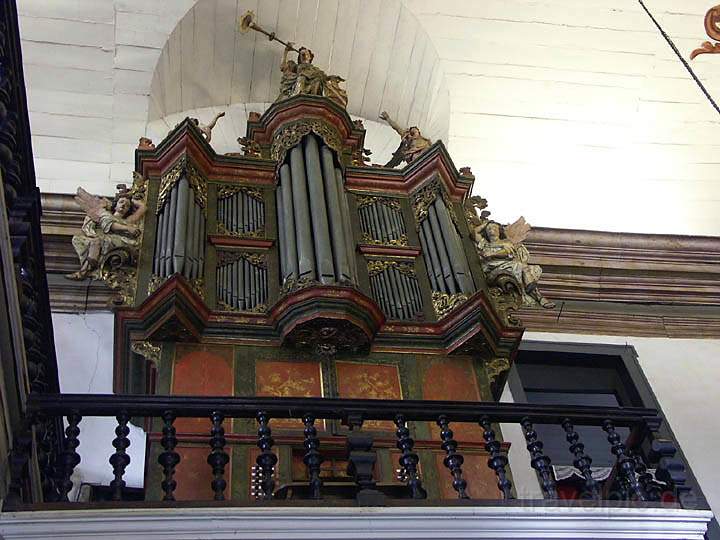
[172,346,233,433]
[173,445,232,501]
[336,361,402,430]
[422,356,484,442]
[435,452,499,500]
[255,360,322,429]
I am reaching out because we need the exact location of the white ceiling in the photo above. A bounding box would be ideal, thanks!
[148,0,450,143]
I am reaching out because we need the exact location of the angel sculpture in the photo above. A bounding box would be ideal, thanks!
[379,111,432,168]
[278,43,348,106]
[465,197,555,309]
[66,176,147,281]
[190,111,225,143]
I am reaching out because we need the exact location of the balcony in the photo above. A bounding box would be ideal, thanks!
[0,392,712,540]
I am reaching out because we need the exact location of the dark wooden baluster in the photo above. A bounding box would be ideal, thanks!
[302,414,323,499]
[109,411,131,501]
[437,415,469,499]
[479,417,513,499]
[520,417,558,498]
[633,452,659,501]
[158,411,180,501]
[394,414,426,499]
[256,411,278,500]
[207,411,229,501]
[602,420,646,501]
[58,413,82,502]
[561,418,600,500]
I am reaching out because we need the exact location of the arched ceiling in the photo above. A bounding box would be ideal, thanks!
[148,0,450,142]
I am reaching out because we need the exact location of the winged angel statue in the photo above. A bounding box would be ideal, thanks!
[66,174,147,283]
[465,196,555,309]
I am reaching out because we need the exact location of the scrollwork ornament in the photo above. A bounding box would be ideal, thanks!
[156,157,207,213]
[367,260,416,278]
[217,251,267,268]
[411,178,458,230]
[218,299,267,314]
[485,357,511,388]
[360,233,408,247]
[431,290,469,319]
[131,341,162,364]
[280,275,320,296]
[270,120,343,163]
[217,185,263,201]
[216,222,266,239]
[148,274,166,296]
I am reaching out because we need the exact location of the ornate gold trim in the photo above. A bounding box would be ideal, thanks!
[360,233,408,247]
[216,222,266,238]
[356,195,401,211]
[217,185,263,201]
[217,251,267,268]
[367,260,416,278]
[217,299,267,314]
[147,274,166,296]
[280,275,320,296]
[131,341,162,364]
[411,177,458,230]
[270,119,343,162]
[431,290,468,319]
[156,156,208,212]
[485,357,511,387]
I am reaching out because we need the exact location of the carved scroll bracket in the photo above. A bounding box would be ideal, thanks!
[156,156,208,213]
[431,291,468,319]
[270,119,344,164]
[131,341,162,365]
[411,177,458,231]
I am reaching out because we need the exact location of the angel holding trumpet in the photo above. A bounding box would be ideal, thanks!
[66,178,147,281]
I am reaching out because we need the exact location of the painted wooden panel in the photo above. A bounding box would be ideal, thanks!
[434,451,499,500]
[422,356,484,442]
[335,361,402,430]
[173,445,232,501]
[255,360,323,429]
[172,346,234,433]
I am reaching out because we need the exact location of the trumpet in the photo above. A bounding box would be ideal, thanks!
[238,10,301,53]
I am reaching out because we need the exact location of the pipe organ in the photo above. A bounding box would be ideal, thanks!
[276,134,355,289]
[120,94,524,504]
[152,162,206,282]
[217,186,265,237]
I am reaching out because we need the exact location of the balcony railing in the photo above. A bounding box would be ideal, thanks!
[7,393,692,510]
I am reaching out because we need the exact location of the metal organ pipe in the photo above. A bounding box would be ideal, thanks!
[320,145,350,282]
[279,164,298,281]
[303,135,334,283]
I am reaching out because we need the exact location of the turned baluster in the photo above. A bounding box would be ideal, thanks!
[633,451,659,502]
[479,417,513,499]
[58,413,82,502]
[561,418,600,499]
[207,411,229,501]
[394,414,427,499]
[520,417,557,498]
[302,414,323,499]
[109,411,131,501]
[602,420,646,501]
[158,410,180,501]
[437,415,469,499]
[256,411,278,500]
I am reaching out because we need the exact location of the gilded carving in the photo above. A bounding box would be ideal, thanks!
[360,233,409,247]
[217,185,263,201]
[239,10,348,107]
[271,119,344,163]
[280,275,320,296]
[156,156,207,213]
[465,197,554,312]
[131,341,161,364]
[380,111,432,167]
[216,222,265,238]
[431,290,469,319]
[218,299,267,314]
[411,178,458,230]
[217,251,267,269]
[236,136,262,158]
[484,357,511,388]
[367,260,416,278]
[147,274,165,296]
[691,5,720,59]
[66,173,147,306]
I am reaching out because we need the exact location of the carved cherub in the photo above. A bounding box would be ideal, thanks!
[190,112,225,143]
[465,197,554,309]
[66,175,147,281]
[379,111,432,168]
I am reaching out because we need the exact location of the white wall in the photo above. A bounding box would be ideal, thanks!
[51,313,145,497]
[507,332,720,515]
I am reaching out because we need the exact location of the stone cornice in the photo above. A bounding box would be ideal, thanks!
[40,194,720,338]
